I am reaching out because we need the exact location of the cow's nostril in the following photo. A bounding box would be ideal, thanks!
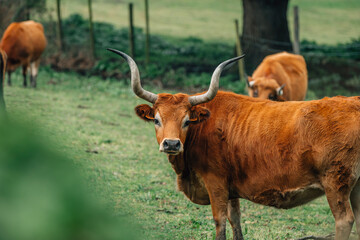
[162,139,181,152]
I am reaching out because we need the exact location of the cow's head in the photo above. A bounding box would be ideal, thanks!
[108,49,244,155]
[247,77,285,101]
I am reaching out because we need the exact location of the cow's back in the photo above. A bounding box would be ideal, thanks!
[0,20,46,68]
[253,52,308,101]
[194,92,360,208]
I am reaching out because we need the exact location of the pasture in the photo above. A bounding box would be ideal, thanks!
[4,69,340,239]
[47,0,360,44]
[2,0,359,239]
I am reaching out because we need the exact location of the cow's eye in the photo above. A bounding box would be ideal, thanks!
[154,119,161,126]
[183,120,190,128]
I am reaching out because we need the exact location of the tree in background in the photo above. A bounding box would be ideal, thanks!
[11,0,46,22]
[0,0,46,36]
[241,0,293,74]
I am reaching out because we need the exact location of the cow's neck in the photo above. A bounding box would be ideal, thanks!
[168,154,185,174]
[167,134,210,205]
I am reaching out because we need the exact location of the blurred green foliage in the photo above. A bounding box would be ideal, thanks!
[301,39,360,60]
[305,53,360,98]
[0,114,140,240]
[44,14,240,89]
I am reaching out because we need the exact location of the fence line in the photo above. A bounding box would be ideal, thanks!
[234,19,245,81]
[144,0,150,65]
[49,0,359,61]
[241,39,360,58]
[128,3,135,58]
[243,34,360,49]
[242,35,293,47]
[292,6,300,54]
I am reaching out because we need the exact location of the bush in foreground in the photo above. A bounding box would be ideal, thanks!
[0,114,140,240]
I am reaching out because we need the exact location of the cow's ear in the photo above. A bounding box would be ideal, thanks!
[190,106,210,123]
[135,104,154,121]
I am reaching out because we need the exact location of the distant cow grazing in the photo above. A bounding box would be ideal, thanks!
[0,20,47,88]
[109,48,360,240]
[247,52,308,101]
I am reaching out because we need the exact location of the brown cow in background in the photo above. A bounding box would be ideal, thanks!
[0,20,46,88]
[247,52,308,101]
[109,49,360,240]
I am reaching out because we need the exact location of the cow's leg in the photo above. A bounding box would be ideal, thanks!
[350,179,360,239]
[7,71,11,86]
[324,180,355,240]
[210,192,228,240]
[227,199,244,240]
[30,60,39,88]
[204,175,229,240]
[29,62,34,87]
[22,65,28,87]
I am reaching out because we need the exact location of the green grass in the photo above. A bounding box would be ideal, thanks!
[45,0,360,44]
[3,69,350,239]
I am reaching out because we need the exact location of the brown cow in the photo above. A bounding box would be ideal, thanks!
[108,49,360,240]
[247,52,308,101]
[0,20,47,88]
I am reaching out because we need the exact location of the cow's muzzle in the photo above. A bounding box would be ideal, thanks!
[159,139,183,155]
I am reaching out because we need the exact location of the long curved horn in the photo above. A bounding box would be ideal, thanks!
[188,54,245,106]
[107,48,158,104]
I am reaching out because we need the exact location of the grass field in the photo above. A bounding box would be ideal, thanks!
[46,0,360,44]
[4,69,353,239]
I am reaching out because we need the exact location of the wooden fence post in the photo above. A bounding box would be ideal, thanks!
[234,19,245,81]
[26,0,30,20]
[144,0,150,65]
[56,0,64,52]
[129,3,135,58]
[0,50,6,110]
[293,6,300,54]
[88,0,96,59]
